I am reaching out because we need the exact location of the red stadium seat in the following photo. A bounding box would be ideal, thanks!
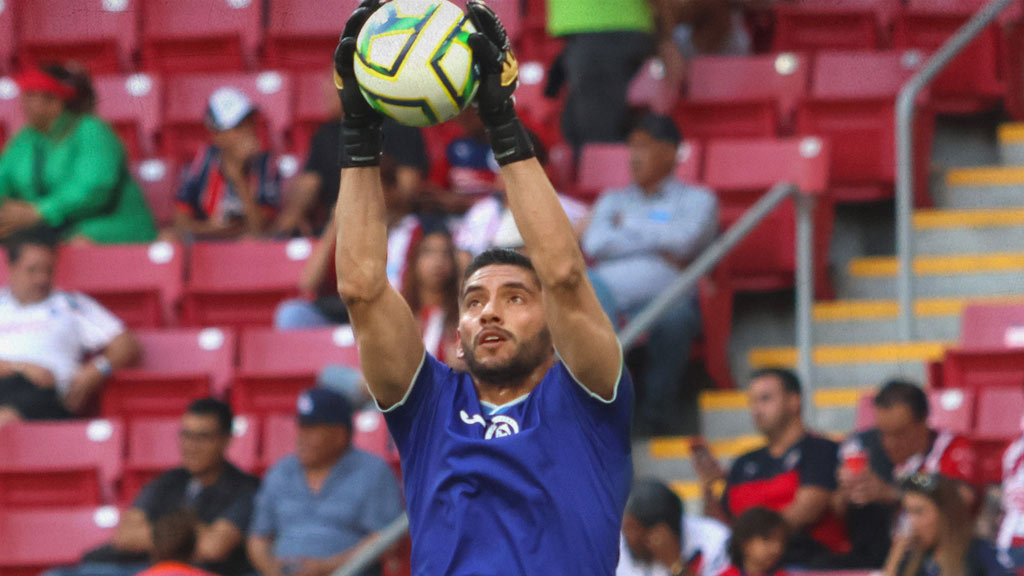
[928,388,974,435]
[959,303,1024,350]
[450,0,521,43]
[942,347,1024,390]
[233,328,360,419]
[0,420,123,508]
[182,239,313,328]
[132,158,180,227]
[101,328,237,423]
[292,71,337,156]
[94,73,163,160]
[514,61,562,148]
[0,506,120,576]
[0,76,22,150]
[352,409,401,477]
[16,0,137,74]
[162,72,293,163]
[796,51,933,205]
[261,413,298,471]
[773,0,893,53]
[121,415,259,504]
[141,0,262,74]
[266,0,358,71]
[973,386,1024,485]
[0,2,13,75]
[56,242,184,329]
[575,141,703,202]
[699,137,832,388]
[674,53,810,142]
[854,392,876,431]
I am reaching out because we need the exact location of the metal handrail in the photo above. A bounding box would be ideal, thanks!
[895,0,1018,340]
[335,182,820,575]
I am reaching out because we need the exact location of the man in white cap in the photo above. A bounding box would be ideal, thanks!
[173,87,282,241]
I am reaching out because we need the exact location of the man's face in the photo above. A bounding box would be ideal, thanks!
[876,403,929,465]
[458,264,553,385]
[748,376,799,436]
[212,115,260,164]
[178,413,229,477]
[628,130,677,191]
[296,423,348,469]
[622,514,652,562]
[8,244,55,304]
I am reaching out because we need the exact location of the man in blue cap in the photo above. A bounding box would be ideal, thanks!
[247,388,403,576]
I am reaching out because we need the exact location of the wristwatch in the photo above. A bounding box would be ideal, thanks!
[91,355,114,378]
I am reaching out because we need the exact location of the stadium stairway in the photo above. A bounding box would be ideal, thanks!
[636,120,1024,507]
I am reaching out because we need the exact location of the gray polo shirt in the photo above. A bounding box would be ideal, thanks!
[249,448,403,561]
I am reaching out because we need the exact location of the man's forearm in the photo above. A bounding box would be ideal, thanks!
[104,332,141,370]
[247,536,281,576]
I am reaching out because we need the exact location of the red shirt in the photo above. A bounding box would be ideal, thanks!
[136,562,217,576]
[717,565,789,576]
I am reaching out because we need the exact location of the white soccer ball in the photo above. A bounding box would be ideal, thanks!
[354,0,480,127]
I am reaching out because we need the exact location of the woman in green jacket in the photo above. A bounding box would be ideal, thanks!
[0,64,156,244]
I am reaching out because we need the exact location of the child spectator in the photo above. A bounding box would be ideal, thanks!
[719,508,789,576]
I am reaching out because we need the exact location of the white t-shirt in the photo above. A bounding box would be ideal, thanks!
[455,195,590,256]
[0,289,125,395]
[999,428,1024,553]
[617,516,731,576]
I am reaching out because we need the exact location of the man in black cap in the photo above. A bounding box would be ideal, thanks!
[581,114,719,435]
[247,388,403,576]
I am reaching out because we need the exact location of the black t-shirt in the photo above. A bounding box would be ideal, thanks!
[134,463,260,576]
[724,434,847,566]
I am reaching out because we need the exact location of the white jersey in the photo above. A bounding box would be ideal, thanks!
[0,289,124,394]
[999,428,1024,552]
[455,195,590,256]
[617,516,731,576]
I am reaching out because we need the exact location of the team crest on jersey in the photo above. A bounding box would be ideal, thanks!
[459,410,521,439]
[784,449,801,471]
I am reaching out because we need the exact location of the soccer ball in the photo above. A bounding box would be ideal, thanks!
[354,0,479,127]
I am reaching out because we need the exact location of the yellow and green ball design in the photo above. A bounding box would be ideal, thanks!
[354,0,480,127]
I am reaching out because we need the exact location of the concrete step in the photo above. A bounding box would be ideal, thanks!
[934,166,1024,209]
[699,388,864,440]
[915,208,1024,254]
[746,340,943,388]
[838,252,1024,299]
[999,123,1024,166]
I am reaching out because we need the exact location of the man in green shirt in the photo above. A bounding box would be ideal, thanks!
[0,65,156,244]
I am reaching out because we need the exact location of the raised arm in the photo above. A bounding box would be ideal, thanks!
[333,0,424,409]
[467,2,621,399]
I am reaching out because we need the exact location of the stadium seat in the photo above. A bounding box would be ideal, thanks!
[0,506,120,576]
[0,76,22,150]
[773,0,892,53]
[121,415,259,504]
[141,0,262,74]
[233,327,360,419]
[261,413,298,472]
[942,347,1024,390]
[292,71,337,156]
[973,386,1024,484]
[450,0,522,43]
[352,409,401,477]
[132,158,179,227]
[854,393,876,431]
[16,0,137,74]
[674,53,810,142]
[162,72,294,163]
[575,141,703,202]
[0,420,123,508]
[101,328,237,423]
[0,2,13,75]
[796,51,934,205]
[699,137,833,388]
[515,61,562,148]
[55,242,183,329]
[182,240,313,328]
[928,388,974,434]
[266,0,358,71]
[893,0,1005,114]
[959,302,1024,350]
[94,73,163,160]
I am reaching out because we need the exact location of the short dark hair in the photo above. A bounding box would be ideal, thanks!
[4,225,59,264]
[750,367,802,398]
[727,507,788,569]
[152,509,199,563]
[626,478,684,538]
[186,398,234,435]
[873,379,928,422]
[461,248,539,292]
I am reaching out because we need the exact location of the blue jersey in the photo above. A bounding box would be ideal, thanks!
[382,352,634,575]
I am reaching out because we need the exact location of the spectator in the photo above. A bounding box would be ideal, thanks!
[718,508,790,576]
[0,226,140,427]
[672,0,751,60]
[134,511,216,576]
[273,160,422,331]
[700,368,848,566]
[0,64,156,244]
[247,388,403,576]
[400,225,461,365]
[581,114,717,435]
[546,0,679,156]
[835,380,975,569]
[273,72,427,237]
[53,398,259,576]
[429,108,499,214]
[173,87,281,240]
[999,383,1024,568]
[882,473,1008,576]
[618,478,731,576]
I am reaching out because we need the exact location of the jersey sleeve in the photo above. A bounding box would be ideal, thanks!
[797,437,840,490]
[68,292,126,352]
[379,352,447,455]
[556,356,634,466]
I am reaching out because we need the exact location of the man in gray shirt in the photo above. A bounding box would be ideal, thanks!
[582,114,718,435]
[247,388,403,576]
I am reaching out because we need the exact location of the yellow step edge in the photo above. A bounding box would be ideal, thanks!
[946,166,1024,187]
[998,123,1024,144]
[650,434,765,460]
[670,481,703,502]
[849,252,1024,277]
[748,341,947,368]
[699,387,871,412]
[914,208,1024,229]
[813,295,1024,322]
